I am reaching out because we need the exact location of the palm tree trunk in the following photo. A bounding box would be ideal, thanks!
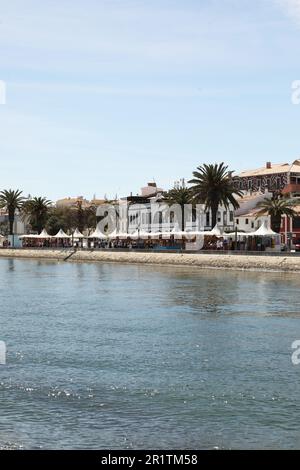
[181,205,185,232]
[8,214,14,235]
[37,221,43,234]
[211,203,218,228]
[271,215,282,233]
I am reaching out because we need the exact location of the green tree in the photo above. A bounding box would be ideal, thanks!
[164,185,193,231]
[0,189,25,235]
[83,205,97,234]
[23,197,52,233]
[45,206,73,235]
[189,163,242,228]
[255,197,298,233]
[73,200,85,233]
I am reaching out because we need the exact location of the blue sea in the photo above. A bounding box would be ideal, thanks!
[0,258,300,449]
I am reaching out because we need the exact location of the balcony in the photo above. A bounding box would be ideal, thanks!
[282,184,300,195]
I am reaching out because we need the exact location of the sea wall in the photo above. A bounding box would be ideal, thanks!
[0,248,299,272]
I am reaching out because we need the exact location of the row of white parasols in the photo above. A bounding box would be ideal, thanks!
[19,221,279,240]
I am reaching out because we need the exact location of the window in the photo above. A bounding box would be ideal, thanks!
[206,212,210,226]
[251,222,254,228]
[245,219,249,225]
[229,211,234,222]
[217,211,221,223]
[236,219,239,225]
[170,211,174,223]
[192,208,197,222]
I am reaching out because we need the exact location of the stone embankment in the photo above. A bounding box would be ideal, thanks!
[0,248,298,272]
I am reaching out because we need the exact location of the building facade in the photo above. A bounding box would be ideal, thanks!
[233,159,300,197]
[113,183,235,234]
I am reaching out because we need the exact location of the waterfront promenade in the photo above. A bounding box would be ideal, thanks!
[1,248,300,272]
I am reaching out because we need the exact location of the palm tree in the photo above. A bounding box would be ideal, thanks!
[255,197,298,233]
[23,197,52,233]
[164,185,193,231]
[0,189,25,235]
[188,163,243,228]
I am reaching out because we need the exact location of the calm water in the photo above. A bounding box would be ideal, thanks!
[0,258,300,449]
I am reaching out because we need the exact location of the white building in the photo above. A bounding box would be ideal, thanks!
[114,183,235,234]
[234,191,272,233]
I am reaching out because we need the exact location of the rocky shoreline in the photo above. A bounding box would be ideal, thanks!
[0,248,299,272]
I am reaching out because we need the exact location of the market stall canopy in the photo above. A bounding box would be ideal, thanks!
[207,225,224,237]
[53,229,71,238]
[224,221,279,238]
[160,231,174,238]
[38,228,51,238]
[172,230,189,239]
[186,230,207,237]
[116,232,130,240]
[224,231,252,238]
[106,230,117,239]
[19,234,39,239]
[73,228,84,239]
[139,231,151,240]
[128,230,140,239]
[150,232,161,239]
[89,224,107,239]
[251,221,279,236]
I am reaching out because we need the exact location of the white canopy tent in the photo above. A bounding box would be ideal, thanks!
[224,231,253,238]
[172,230,188,239]
[225,221,279,238]
[251,221,279,237]
[53,229,71,239]
[37,228,51,238]
[206,225,224,237]
[139,231,151,240]
[20,228,52,239]
[170,226,223,239]
[89,224,107,239]
[116,232,130,240]
[184,230,207,238]
[150,232,161,239]
[180,225,224,238]
[73,228,84,239]
[19,234,39,239]
[127,230,139,239]
[107,229,118,239]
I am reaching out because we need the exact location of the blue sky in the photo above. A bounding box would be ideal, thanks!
[1,0,300,200]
